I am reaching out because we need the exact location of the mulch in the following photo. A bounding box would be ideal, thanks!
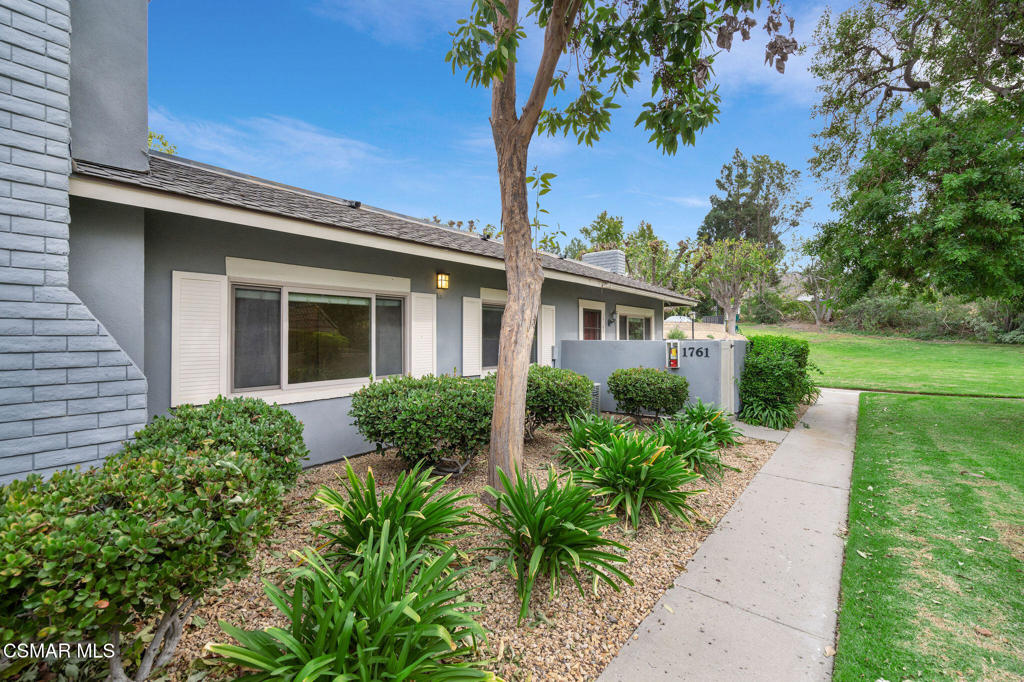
[167,427,778,681]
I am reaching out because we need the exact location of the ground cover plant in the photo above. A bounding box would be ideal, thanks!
[558,412,629,464]
[314,461,473,564]
[679,399,741,447]
[210,522,493,681]
[571,431,703,529]
[606,367,689,421]
[834,393,1024,680]
[743,324,1024,397]
[477,467,632,623]
[657,418,737,483]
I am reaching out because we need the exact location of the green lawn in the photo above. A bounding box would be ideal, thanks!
[740,325,1024,397]
[834,393,1024,681]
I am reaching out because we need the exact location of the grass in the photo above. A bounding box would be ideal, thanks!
[834,393,1024,681]
[740,324,1024,397]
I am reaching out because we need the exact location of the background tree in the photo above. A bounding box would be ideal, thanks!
[148,131,176,155]
[693,239,772,334]
[447,0,797,489]
[798,236,840,330]
[810,0,1024,181]
[829,100,1024,308]
[698,148,811,254]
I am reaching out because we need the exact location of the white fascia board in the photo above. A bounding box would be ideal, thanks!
[70,176,695,306]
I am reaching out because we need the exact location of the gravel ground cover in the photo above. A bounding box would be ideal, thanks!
[169,426,777,681]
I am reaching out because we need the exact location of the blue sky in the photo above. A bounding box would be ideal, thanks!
[149,0,850,248]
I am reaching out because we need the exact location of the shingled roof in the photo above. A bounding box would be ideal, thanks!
[72,153,694,304]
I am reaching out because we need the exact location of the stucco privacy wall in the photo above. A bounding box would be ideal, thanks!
[0,0,147,484]
[560,339,743,414]
[142,206,666,465]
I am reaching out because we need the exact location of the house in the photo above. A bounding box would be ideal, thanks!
[0,0,694,481]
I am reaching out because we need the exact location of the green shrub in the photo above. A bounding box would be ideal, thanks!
[558,412,629,464]
[314,461,472,563]
[0,445,283,681]
[210,522,493,681]
[739,335,818,428]
[606,367,689,420]
[657,419,738,483]
[523,364,593,438]
[742,290,784,324]
[479,467,631,622]
[679,399,741,447]
[571,431,703,528]
[666,327,688,340]
[350,374,493,464]
[130,396,307,487]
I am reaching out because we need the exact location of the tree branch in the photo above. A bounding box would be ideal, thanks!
[515,0,581,139]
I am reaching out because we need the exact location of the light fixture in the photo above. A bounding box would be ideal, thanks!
[608,311,617,326]
[436,272,450,290]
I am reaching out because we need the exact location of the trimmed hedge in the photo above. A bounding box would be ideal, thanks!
[350,374,494,465]
[523,365,593,439]
[606,367,689,419]
[738,335,818,428]
[130,396,307,487]
[0,445,284,681]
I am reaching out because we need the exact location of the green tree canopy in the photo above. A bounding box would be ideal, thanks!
[693,238,773,333]
[698,148,810,253]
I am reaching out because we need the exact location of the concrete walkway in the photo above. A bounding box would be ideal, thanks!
[600,388,860,681]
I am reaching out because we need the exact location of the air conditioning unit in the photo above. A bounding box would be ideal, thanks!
[591,383,601,414]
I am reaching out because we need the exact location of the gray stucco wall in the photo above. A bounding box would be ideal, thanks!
[142,208,669,466]
[0,0,147,484]
[560,339,733,413]
[68,0,148,171]
[68,198,145,368]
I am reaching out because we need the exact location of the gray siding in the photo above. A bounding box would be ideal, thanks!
[0,0,146,484]
[68,0,148,171]
[142,208,667,466]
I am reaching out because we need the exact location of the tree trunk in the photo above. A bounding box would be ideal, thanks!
[488,137,543,491]
[725,303,738,334]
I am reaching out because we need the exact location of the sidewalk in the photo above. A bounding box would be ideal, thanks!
[599,388,860,681]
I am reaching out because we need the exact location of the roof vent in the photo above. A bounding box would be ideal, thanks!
[580,249,627,275]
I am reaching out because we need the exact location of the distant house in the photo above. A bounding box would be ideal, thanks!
[0,0,694,481]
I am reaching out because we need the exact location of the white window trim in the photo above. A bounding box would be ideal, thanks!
[228,276,410,405]
[480,287,508,305]
[614,304,655,340]
[478,289,543,372]
[578,298,606,340]
[226,257,410,294]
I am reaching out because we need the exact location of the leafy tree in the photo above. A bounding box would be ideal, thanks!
[147,131,176,155]
[561,236,586,259]
[810,0,1024,180]
[797,236,840,330]
[580,210,625,248]
[832,100,1024,306]
[575,212,692,291]
[693,239,773,334]
[447,0,797,488]
[698,148,810,253]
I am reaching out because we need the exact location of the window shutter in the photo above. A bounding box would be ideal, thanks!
[539,304,556,366]
[409,292,436,377]
[171,271,228,406]
[462,296,482,376]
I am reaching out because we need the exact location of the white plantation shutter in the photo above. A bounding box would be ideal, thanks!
[462,296,482,376]
[171,271,229,406]
[409,292,437,377]
[539,305,555,366]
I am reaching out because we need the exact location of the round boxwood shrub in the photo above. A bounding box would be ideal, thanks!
[0,444,284,681]
[129,396,307,488]
[350,374,494,465]
[523,364,592,438]
[606,367,689,420]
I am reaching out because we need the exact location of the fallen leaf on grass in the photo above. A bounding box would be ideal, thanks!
[857,550,870,559]
[978,536,994,542]
[975,626,993,637]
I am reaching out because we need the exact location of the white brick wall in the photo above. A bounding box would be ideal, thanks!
[0,0,147,484]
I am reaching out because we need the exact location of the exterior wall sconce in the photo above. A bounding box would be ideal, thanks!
[436,272,450,290]
[607,311,617,326]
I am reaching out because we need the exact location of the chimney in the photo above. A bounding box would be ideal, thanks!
[580,249,627,276]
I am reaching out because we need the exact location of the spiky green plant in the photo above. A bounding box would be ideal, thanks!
[657,419,739,484]
[558,412,629,464]
[209,522,494,681]
[314,461,473,564]
[573,431,703,529]
[679,399,742,447]
[478,467,631,623]
[739,397,797,430]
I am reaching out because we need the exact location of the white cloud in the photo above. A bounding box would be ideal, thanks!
[629,188,710,209]
[309,0,466,46]
[148,106,396,185]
